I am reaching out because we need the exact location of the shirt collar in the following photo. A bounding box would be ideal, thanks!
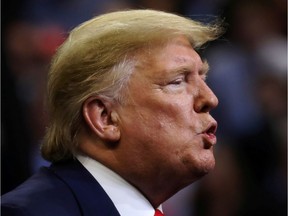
[77,154,163,216]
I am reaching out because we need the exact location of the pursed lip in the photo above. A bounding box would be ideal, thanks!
[200,121,218,148]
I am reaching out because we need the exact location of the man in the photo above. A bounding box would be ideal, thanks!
[1,9,223,216]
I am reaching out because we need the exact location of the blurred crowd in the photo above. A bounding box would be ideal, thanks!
[2,0,287,215]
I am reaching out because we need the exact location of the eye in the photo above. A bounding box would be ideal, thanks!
[167,72,188,86]
[168,77,185,85]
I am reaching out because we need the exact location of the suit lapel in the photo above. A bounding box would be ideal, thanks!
[50,159,120,216]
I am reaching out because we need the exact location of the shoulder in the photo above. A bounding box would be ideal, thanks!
[1,164,81,216]
[1,159,120,216]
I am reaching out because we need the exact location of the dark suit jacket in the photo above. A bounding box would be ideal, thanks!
[1,159,121,216]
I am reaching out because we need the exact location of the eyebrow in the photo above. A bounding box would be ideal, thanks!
[158,57,210,79]
[199,60,210,75]
[172,57,210,74]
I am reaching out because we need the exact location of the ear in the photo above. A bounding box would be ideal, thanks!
[82,96,120,142]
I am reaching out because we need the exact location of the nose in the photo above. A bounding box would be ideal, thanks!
[194,81,219,113]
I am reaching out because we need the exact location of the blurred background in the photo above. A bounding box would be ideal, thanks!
[1,0,287,215]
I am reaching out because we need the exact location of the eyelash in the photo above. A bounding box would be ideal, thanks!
[168,77,185,85]
[168,73,207,86]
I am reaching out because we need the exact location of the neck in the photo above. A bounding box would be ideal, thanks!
[106,154,197,208]
[78,138,197,208]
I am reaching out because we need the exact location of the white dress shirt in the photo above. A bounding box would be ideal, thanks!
[77,154,163,216]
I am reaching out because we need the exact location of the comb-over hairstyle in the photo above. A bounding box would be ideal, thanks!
[41,9,224,162]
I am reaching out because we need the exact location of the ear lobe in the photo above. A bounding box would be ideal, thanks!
[82,97,120,142]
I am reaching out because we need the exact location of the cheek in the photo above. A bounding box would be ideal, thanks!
[156,99,193,122]
[120,95,197,148]
[146,99,199,147]
[179,142,216,175]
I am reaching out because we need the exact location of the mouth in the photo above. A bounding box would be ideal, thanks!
[202,122,217,149]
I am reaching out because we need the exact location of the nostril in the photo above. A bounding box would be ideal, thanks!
[195,100,217,113]
[201,105,210,113]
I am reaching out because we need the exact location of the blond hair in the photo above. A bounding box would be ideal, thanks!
[41,9,223,162]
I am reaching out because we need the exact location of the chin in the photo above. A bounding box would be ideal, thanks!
[180,151,215,180]
[198,159,215,175]
[190,155,216,179]
[188,166,214,184]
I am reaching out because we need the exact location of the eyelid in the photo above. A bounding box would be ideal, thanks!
[168,76,185,85]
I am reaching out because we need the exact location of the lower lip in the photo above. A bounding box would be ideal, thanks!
[202,133,217,146]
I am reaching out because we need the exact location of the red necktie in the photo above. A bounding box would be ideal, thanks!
[154,209,164,216]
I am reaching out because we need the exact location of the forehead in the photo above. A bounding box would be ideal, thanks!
[133,36,205,78]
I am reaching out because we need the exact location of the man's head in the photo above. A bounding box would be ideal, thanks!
[42,9,223,206]
[42,8,222,187]
[42,9,222,162]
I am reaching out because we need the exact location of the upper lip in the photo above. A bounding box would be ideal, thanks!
[203,121,218,135]
[202,121,218,148]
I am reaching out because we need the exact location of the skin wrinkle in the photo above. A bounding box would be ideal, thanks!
[125,39,209,146]
[21,10,226,215]
[111,35,217,194]
[42,9,224,162]
[76,34,219,209]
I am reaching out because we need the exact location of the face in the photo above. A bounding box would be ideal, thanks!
[115,36,218,185]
